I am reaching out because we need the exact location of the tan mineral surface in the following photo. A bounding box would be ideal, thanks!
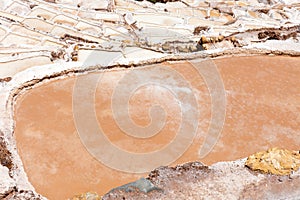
[0,0,299,199]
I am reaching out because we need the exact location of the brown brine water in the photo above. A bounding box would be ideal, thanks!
[14,56,300,199]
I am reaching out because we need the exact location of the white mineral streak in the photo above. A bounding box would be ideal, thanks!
[0,165,14,194]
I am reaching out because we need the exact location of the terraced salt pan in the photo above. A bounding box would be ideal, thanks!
[0,0,299,199]
[0,0,298,80]
[13,55,300,199]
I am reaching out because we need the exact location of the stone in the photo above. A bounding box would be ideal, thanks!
[109,178,162,193]
[245,148,300,175]
[70,192,101,200]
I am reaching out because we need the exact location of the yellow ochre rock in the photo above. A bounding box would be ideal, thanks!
[245,147,300,175]
[69,192,101,200]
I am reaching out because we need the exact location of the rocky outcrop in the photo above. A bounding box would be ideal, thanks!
[246,148,300,175]
[101,157,300,199]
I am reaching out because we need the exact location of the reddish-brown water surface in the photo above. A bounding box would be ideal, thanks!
[14,55,300,199]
